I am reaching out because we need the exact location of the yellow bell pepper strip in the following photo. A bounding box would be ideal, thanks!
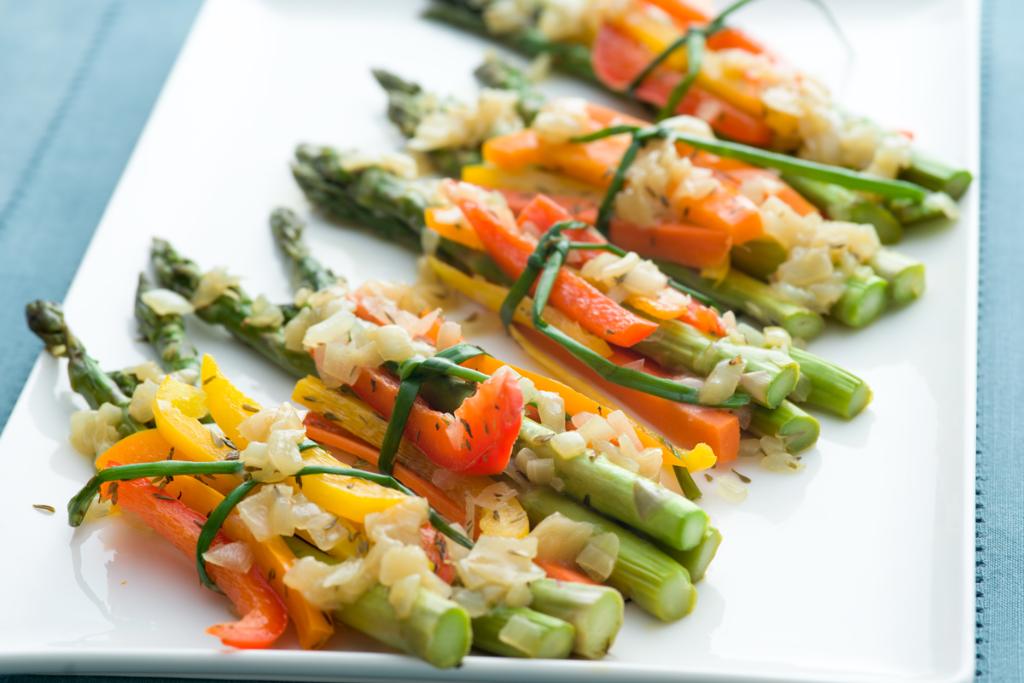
[295,376,530,539]
[95,430,334,650]
[200,355,407,524]
[152,377,238,494]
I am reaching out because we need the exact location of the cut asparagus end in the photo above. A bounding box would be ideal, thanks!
[845,200,903,245]
[519,418,709,551]
[783,175,903,244]
[870,248,925,305]
[765,364,800,409]
[668,526,723,583]
[789,347,872,418]
[657,261,825,341]
[750,401,820,453]
[830,272,888,328]
[901,153,973,199]
[519,487,697,622]
[729,238,786,279]
[528,578,624,659]
[471,606,575,658]
[337,584,472,669]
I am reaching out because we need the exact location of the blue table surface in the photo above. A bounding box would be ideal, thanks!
[0,1,1020,681]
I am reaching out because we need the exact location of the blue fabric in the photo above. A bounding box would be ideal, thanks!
[0,0,1020,682]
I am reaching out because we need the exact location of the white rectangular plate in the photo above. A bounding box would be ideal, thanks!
[0,0,977,681]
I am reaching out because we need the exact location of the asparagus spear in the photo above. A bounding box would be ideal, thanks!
[667,526,722,583]
[134,273,201,377]
[527,578,623,659]
[783,175,902,243]
[424,1,598,84]
[472,54,545,123]
[426,1,971,200]
[830,271,889,329]
[337,583,472,668]
[471,605,575,658]
[151,238,319,378]
[749,401,819,453]
[270,207,339,293]
[519,487,696,622]
[25,300,145,436]
[658,260,824,340]
[789,346,872,419]
[869,248,925,305]
[294,374,710,553]
[292,148,870,417]
[371,69,483,177]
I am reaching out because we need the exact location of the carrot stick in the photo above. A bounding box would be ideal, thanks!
[609,218,731,269]
[516,326,740,463]
[534,559,601,586]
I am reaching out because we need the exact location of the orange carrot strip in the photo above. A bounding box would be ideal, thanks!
[609,218,731,269]
[534,559,600,585]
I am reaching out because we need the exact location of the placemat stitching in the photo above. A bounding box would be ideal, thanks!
[0,0,120,231]
[975,0,992,678]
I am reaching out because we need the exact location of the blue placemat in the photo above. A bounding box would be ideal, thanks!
[0,1,1020,682]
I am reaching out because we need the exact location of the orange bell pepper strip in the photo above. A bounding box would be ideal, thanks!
[348,365,523,476]
[302,411,466,525]
[452,188,658,347]
[534,559,600,586]
[95,430,334,650]
[515,326,740,464]
[609,218,731,269]
[482,129,545,170]
[591,23,773,146]
[100,475,288,649]
[424,205,486,251]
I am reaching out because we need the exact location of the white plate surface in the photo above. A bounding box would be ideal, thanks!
[0,0,977,681]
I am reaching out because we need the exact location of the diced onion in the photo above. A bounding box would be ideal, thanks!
[68,403,122,457]
[203,541,254,573]
[191,267,240,309]
[550,431,586,459]
[537,390,566,433]
[529,513,593,565]
[525,457,555,485]
[128,378,160,423]
[499,614,547,653]
[699,357,746,405]
[575,532,619,582]
[140,288,193,316]
[436,320,462,350]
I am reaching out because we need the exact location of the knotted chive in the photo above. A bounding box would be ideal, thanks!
[626,0,849,121]
[376,343,488,476]
[499,221,748,408]
[196,478,260,591]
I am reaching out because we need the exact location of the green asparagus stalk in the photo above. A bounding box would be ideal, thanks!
[657,260,824,340]
[518,419,708,551]
[519,487,696,622]
[749,400,819,453]
[470,605,575,658]
[789,346,872,418]
[472,54,545,123]
[632,317,800,409]
[270,207,339,293]
[783,175,902,243]
[337,583,472,668]
[151,238,319,378]
[869,248,925,305]
[667,526,722,583]
[371,69,483,177]
[427,2,972,200]
[293,148,870,418]
[25,300,146,436]
[899,152,973,200]
[729,238,787,279]
[830,271,888,329]
[134,274,201,377]
[528,578,623,659]
[425,2,598,84]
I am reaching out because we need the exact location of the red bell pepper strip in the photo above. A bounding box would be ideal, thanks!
[348,366,523,476]
[420,524,458,584]
[450,186,658,348]
[100,475,288,649]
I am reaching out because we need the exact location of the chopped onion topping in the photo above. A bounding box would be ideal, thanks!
[140,288,194,316]
[191,267,240,309]
[550,431,586,459]
[128,378,161,423]
[68,403,122,457]
[499,613,547,652]
[243,295,285,329]
[699,356,746,405]
[203,541,255,574]
[575,531,619,582]
[529,512,594,565]
[537,390,566,433]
